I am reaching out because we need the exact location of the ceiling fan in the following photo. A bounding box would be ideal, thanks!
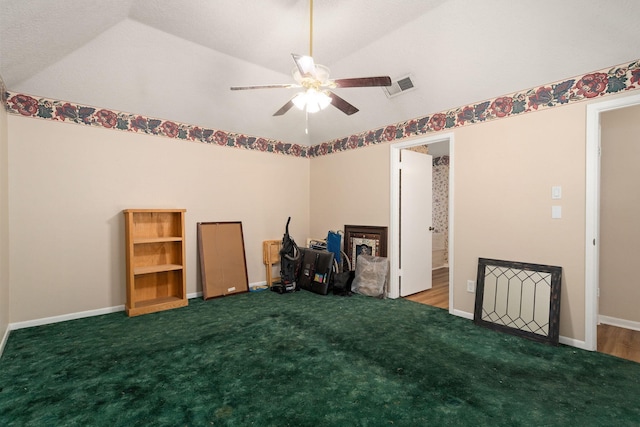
[230,0,392,117]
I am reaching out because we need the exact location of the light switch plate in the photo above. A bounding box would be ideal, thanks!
[467,280,475,292]
[552,205,562,219]
[552,186,562,199]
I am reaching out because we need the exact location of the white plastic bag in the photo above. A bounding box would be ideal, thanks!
[351,255,388,298]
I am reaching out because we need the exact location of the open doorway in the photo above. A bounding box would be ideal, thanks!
[389,132,454,313]
[596,102,640,363]
[404,266,450,309]
[585,93,640,358]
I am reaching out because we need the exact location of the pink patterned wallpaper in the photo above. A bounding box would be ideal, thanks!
[4,59,640,157]
[432,156,450,265]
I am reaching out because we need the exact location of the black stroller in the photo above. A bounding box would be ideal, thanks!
[271,217,301,294]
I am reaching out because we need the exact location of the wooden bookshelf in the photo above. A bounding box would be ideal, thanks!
[124,209,187,316]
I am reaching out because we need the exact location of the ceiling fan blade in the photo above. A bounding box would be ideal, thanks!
[231,83,297,91]
[273,99,295,116]
[292,53,317,78]
[332,76,392,88]
[329,92,359,115]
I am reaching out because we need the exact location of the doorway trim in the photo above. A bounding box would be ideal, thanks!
[389,132,454,314]
[585,92,640,351]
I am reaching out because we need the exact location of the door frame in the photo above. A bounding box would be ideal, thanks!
[585,92,640,351]
[389,132,455,313]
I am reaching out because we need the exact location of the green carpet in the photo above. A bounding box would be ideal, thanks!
[1,290,639,426]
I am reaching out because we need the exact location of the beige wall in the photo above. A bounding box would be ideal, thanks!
[6,89,640,343]
[309,143,390,243]
[0,85,9,340]
[454,105,587,340]
[7,116,309,322]
[599,105,640,323]
[310,96,639,342]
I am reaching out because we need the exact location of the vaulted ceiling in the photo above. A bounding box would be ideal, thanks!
[1,0,638,145]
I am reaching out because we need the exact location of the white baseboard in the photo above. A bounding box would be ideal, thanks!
[0,325,9,357]
[9,304,126,331]
[451,309,473,320]
[599,315,640,332]
[559,335,589,350]
[1,291,594,360]
[450,308,589,350]
[249,281,268,289]
[0,287,265,358]
[9,293,205,332]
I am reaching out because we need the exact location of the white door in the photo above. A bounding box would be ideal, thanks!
[399,149,433,296]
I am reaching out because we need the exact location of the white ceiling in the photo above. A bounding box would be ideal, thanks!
[1,0,639,146]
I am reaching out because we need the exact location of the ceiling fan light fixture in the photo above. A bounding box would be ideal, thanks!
[231,0,392,118]
[298,55,314,71]
[292,89,331,113]
[316,90,332,110]
[292,92,307,110]
[306,101,321,114]
[292,63,331,85]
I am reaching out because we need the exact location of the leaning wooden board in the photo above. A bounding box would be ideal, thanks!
[197,222,249,299]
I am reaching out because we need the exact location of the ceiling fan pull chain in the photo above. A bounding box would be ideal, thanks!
[305,109,309,134]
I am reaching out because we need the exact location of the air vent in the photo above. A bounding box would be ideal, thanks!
[383,74,416,98]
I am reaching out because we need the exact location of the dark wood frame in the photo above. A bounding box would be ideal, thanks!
[473,258,562,345]
[344,225,388,271]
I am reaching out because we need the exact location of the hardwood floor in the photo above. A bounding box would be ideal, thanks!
[598,324,640,363]
[404,268,640,364]
[404,267,449,309]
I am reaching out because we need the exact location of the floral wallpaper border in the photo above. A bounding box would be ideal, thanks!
[311,59,640,156]
[0,76,6,110]
[4,59,640,157]
[4,93,310,158]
